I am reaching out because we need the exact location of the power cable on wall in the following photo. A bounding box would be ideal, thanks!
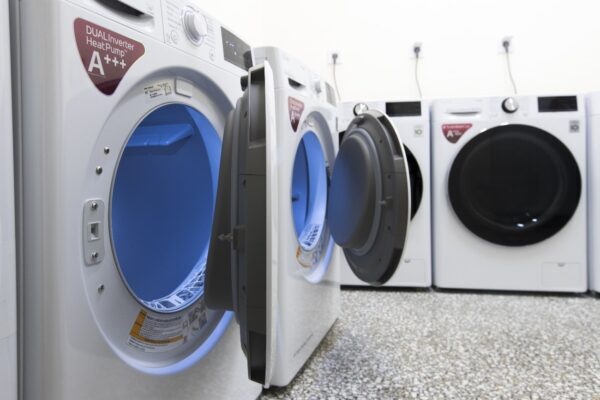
[413,43,423,99]
[503,38,518,95]
[331,53,342,102]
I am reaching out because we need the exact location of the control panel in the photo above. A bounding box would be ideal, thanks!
[76,0,252,73]
[162,0,218,61]
[160,0,252,74]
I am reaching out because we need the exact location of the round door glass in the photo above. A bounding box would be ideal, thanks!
[448,124,581,246]
[289,130,334,283]
[291,131,328,251]
[111,103,221,313]
[404,145,422,220]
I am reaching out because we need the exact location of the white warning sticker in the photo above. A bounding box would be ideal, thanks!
[128,302,208,353]
[143,81,173,102]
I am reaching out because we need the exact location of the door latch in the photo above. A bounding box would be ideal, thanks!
[83,199,105,265]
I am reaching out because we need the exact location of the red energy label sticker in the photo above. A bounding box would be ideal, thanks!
[442,123,473,143]
[74,18,145,95]
[288,97,305,132]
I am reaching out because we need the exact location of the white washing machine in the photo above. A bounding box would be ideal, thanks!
[205,47,412,387]
[587,93,600,293]
[432,96,587,292]
[14,0,262,398]
[0,0,17,398]
[338,100,431,287]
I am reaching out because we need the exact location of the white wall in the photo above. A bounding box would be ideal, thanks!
[205,0,600,101]
[200,0,265,47]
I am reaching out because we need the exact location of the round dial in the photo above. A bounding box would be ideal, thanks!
[182,9,208,46]
[502,97,519,113]
[353,103,369,116]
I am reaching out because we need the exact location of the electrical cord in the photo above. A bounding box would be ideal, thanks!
[414,49,423,99]
[331,54,342,102]
[503,41,518,95]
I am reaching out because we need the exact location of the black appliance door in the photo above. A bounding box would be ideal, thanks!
[448,124,581,246]
[329,110,411,285]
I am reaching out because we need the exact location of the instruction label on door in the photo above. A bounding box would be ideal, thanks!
[74,18,145,95]
[442,123,472,143]
[143,81,173,102]
[289,97,305,132]
[127,303,208,353]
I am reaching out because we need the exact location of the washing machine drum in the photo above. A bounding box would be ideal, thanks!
[448,124,581,246]
[112,103,222,313]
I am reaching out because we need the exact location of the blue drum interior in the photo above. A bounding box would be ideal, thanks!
[111,104,221,313]
[291,131,328,250]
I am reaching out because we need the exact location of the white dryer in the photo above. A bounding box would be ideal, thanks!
[338,100,431,287]
[0,0,17,398]
[205,47,412,387]
[587,93,600,293]
[14,0,262,398]
[432,96,587,292]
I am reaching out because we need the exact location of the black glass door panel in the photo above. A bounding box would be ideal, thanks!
[448,124,581,246]
[404,145,422,220]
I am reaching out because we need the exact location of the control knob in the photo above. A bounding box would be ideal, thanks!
[183,9,208,46]
[501,97,519,113]
[353,103,369,116]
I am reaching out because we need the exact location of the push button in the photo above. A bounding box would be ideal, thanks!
[175,78,193,98]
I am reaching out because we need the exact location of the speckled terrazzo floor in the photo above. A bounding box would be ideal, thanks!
[261,289,600,400]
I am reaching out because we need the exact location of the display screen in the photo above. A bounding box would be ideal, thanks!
[385,101,422,117]
[538,96,578,112]
[221,27,252,71]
